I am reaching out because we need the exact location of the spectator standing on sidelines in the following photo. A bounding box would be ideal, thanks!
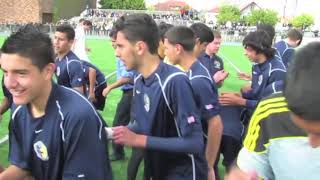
[72,19,92,62]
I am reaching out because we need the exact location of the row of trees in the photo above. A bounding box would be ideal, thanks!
[98,1,314,29]
[217,5,314,29]
[100,0,146,10]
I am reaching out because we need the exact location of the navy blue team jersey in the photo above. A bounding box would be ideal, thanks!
[198,52,224,77]
[55,51,86,88]
[81,61,107,110]
[187,61,220,137]
[82,61,106,88]
[129,62,207,180]
[9,83,112,180]
[242,56,286,110]
[274,40,294,68]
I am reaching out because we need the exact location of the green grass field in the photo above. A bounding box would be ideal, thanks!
[0,37,251,179]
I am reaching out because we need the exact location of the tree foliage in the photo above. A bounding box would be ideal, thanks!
[100,0,146,10]
[247,9,278,26]
[217,5,241,24]
[292,13,314,29]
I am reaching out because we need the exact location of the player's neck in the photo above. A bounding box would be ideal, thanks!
[30,81,52,118]
[139,54,161,78]
[205,49,214,57]
[57,50,70,60]
[180,53,197,71]
[256,55,267,64]
[286,38,297,47]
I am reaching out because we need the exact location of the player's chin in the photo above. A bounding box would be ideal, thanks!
[124,64,133,71]
[13,98,29,105]
[12,94,30,105]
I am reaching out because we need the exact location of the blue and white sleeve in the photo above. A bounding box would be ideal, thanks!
[192,78,220,121]
[146,75,204,154]
[62,112,111,180]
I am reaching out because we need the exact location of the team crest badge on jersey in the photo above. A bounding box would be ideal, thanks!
[258,75,263,85]
[214,61,221,69]
[33,141,49,161]
[144,94,150,112]
[56,67,60,76]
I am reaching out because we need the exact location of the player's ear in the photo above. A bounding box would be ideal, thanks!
[69,39,74,45]
[296,39,301,46]
[135,41,146,56]
[195,38,201,46]
[175,44,183,55]
[42,63,55,80]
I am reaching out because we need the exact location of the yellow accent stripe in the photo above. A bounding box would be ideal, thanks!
[246,107,289,151]
[246,101,288,139]
[244,100,287,147]
[256,97,286,107]
[245,97,286,136]
[244,106,289,151]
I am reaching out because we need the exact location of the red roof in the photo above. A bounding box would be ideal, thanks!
[155,0,190,11]
[208,7,219,13]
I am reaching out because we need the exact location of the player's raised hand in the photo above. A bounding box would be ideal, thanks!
[213,70,229,84]
[238,72,252,81]
[102,86,112,97]
[219,92,245,106]
[241,84,252,93]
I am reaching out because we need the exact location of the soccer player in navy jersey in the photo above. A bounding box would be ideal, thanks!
[274,28,303,67]
[219,30,286,116]
[110,13,207,180]
[226,42,320,180]
[54,25,107,110]
[53,25,86,94]
[164,26,223,180]
[82,60,107,110]
[0,24,112,180]
[190,23,228,84]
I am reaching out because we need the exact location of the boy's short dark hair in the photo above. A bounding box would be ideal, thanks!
[158,22,173,42]
[56,24,75,40]
[284,42,320,121]
[113,13,159,54]
[287,29,303,46]
[257,24,275,41]
[190,23,214,44]
[1,24,55,70]
[243,30,275,59]
[165,26,195,52]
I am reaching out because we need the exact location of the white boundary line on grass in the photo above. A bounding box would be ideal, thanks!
[219,53,242,73]
[0,134,8,146]
[0,71,118,146]
[105,71,117,80]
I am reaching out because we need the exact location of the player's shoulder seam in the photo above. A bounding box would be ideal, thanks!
[161,72,188,90]
[12,105,23,120]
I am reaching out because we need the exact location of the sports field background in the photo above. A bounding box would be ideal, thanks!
[0,37,251,179]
